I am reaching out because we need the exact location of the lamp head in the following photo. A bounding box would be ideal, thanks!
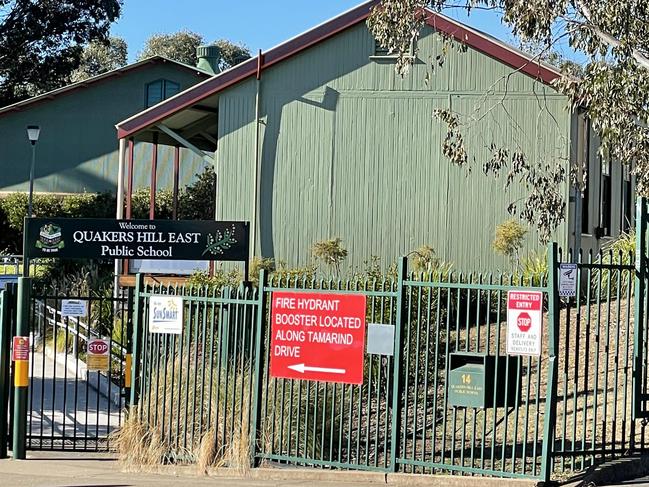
[26,125,40,145]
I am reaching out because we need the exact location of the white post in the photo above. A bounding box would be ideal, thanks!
[116,138,126,219]
[114,138,127,296]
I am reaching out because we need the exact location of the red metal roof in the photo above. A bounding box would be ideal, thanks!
[116,0,562,139]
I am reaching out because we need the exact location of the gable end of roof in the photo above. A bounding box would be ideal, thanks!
[116,0,562,139]
[0,56,211,118]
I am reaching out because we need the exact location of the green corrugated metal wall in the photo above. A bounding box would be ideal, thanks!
[0,63,209,194]
[216,23,572,272]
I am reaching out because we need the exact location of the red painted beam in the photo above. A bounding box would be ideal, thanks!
[150,134,158,220]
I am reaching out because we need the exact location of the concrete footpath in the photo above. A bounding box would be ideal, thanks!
[0,451,537,487]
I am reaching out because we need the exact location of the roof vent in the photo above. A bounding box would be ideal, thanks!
[196,45,221,75]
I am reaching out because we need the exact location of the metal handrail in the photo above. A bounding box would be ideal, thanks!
[34,299,127,357]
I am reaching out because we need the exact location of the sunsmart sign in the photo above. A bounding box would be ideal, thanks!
[270,291,366,384]
[149,296,184,334]
[24,218,249,261]
[506,290,543,356]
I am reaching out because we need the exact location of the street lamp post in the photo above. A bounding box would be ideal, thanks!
[26,126,40,219]
[24,126,40,277]
[13,126,39,460]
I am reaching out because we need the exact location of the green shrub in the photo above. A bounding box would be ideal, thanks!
[61,191,115,219]
[1,192,29,230]
[311,237,348,276]
[178,166,216,220]
[592,231,635,299]
[249,256,276,285]
[493,219,527,266]
[130,187,174,219]
[271,260,317,283]
[519,250,548,287]
[187,267,242,291]
[409,245,453,280]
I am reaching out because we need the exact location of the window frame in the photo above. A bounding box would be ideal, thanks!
[145,78,181,108]
[369,38,416,60]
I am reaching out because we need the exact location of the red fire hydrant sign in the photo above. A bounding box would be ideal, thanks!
[270,291,366,384]
[506,290,543,356]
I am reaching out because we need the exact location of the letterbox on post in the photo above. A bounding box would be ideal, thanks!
[447,352,519,408]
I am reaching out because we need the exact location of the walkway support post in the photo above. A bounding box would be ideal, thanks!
[12,277,31,459]
[114,137,127,293]
[540,243,560,482]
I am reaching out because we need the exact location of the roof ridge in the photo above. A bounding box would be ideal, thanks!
[116,0,562,138]
[0,55,210,116]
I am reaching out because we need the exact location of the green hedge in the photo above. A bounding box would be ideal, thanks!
[0,167,216,254]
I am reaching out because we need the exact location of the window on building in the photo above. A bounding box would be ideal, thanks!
[600,156,612,237]
[145,79,180,108]
[372,39,415,58]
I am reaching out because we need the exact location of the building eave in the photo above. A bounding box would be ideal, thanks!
[116,0,563,139]
[0,56,211,118]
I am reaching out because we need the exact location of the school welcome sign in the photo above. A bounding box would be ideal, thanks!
[24,218,249,261]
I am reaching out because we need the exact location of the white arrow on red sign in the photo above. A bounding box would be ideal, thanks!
[288,363,346,375]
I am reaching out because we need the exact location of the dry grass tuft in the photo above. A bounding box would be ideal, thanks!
[197,428,217,474]
[111,411,166,471]
[222,415,250,475]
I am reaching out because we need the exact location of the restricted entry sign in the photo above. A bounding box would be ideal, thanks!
[270,291,366,384]
[506,290,543,356]
[87,339,110,372]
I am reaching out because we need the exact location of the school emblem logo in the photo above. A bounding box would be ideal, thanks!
[35,223,64,253]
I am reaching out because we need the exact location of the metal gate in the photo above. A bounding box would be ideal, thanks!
[4,199,649,477]
[0,283,17,459]
[25,290,132,451]
[127,231,649,481]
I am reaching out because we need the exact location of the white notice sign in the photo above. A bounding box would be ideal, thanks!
[506,290,543,356]
[559,263,578,297]
[149,296,183,334]
[61,299,88,317]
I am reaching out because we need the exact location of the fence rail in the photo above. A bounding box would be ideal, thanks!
[132,251,563,479]
[4,200,649,478]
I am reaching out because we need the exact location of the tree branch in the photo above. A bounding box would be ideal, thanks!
[575,0,649,69]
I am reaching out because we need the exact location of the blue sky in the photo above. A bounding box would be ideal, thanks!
[111,0,520,63]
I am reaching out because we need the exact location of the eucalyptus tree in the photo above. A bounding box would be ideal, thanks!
[369,0,649,241]
[138,30,250,70]
[0,0,122,106]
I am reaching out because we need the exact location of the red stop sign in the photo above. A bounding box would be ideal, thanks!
[517,312,532,332]
[88,340,108,354]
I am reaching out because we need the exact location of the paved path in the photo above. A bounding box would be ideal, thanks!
[27,348,123,448]
[0,452,374,487]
